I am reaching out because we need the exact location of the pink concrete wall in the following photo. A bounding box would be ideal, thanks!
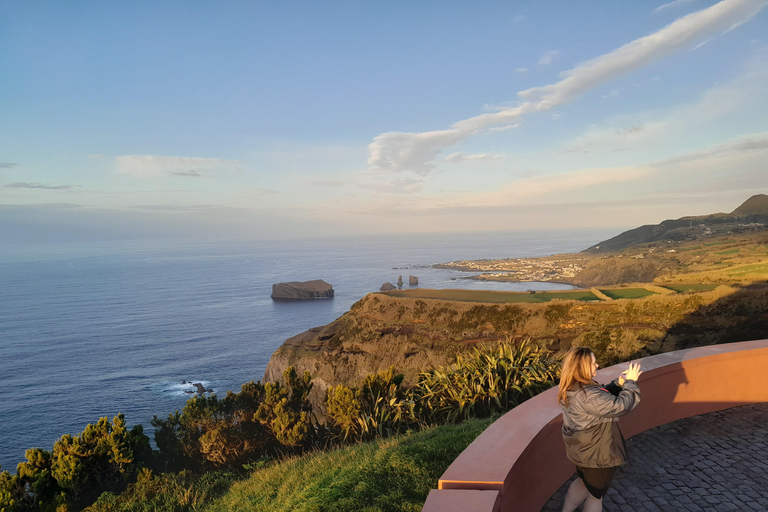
[421,339,768,512]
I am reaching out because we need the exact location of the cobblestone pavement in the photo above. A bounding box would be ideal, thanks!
[541,402,768,511]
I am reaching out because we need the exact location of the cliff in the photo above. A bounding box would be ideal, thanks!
[264,284,768,411]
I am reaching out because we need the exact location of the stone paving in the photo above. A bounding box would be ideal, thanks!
[541,402,768,511]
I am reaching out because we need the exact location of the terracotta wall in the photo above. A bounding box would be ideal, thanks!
[421,339,768,512]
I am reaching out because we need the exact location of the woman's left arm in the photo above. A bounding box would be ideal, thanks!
[582,381,641,418]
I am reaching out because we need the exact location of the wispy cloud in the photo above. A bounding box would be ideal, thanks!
[653,0,696,15]
[0,162,18,168]
[443,152,503,163]
[563,53,768,154]
[3,182,74,190]
[366,0,768,176]
[657,130,768,166]
[538,50,560,65]
[115,155,243,178]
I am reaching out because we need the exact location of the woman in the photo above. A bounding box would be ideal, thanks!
[558,347,642,512]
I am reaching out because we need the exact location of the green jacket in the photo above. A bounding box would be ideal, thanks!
[561,379,641,468]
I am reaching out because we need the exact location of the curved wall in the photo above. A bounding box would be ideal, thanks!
[421,339,768,512]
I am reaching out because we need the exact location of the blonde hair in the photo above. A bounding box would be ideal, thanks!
[558,347,595,406]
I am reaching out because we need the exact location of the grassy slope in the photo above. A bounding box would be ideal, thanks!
[204,418,493,512]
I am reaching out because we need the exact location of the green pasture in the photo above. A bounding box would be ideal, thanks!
[726,263,768,277]
[598,288,658,300]
[383,288,598,303]
[715,249,740,255]
[661,284,720,293]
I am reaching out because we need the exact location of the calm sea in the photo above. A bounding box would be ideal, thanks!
[0,228,617,470]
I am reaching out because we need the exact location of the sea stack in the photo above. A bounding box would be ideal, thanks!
[380,282,396,291]
[409,275,418,285]
[397,275,404,287]
[271,280,334,300]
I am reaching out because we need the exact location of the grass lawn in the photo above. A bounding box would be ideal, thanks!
[203,418,494,512]
[660,284,720,293]
[383,288,598,303]
[598,288,658,300]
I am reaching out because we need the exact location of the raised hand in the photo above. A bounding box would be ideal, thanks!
[623,361,643,382]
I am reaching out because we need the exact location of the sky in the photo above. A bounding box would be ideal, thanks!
[1,0,767,242]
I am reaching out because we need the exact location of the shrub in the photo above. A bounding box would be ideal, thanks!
[152,368,315,471]
[325,368,419,443]
[416,340,559,423]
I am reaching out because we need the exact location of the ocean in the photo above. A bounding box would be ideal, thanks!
[0,228,617,470]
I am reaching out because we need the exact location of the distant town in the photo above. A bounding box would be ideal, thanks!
[434,257,587,283]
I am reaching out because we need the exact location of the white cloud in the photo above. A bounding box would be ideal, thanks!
[518,0,766,108]
[538,50,560,65]
[514,67,529,73]
[366,129,466,175]
[365,0,768,176]
[489,123,521,133]
[115,155,243,178]
[602,89,620,98]
[443,152,503,163]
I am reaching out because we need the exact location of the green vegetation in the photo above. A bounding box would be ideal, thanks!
[0,415,151,512]
[90,470,236,512]
[384,288,598,303]
[726,263,768,277]
[151,368,316,472]
[661,284,720,293]
[205,419,492,512]
[598,288,658,300]
[416,342,558,423]
[2,343,557,512]
[325,368,419,443]
[715,249,740,255]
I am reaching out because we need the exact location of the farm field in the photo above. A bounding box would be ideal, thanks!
[599,288,658,299]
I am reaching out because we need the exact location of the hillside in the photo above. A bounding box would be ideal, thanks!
[583,194,768,253]
[265,280,768,410]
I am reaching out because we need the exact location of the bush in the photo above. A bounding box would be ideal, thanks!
[325,368,419,443]
[0,415,150,512]
[152,368,315,471]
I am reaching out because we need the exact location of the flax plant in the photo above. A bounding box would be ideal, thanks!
[416,340,560,423]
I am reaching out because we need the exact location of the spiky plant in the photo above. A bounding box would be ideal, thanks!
[416,340,560,423]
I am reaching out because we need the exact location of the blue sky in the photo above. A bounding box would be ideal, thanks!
[1,0,767,241]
